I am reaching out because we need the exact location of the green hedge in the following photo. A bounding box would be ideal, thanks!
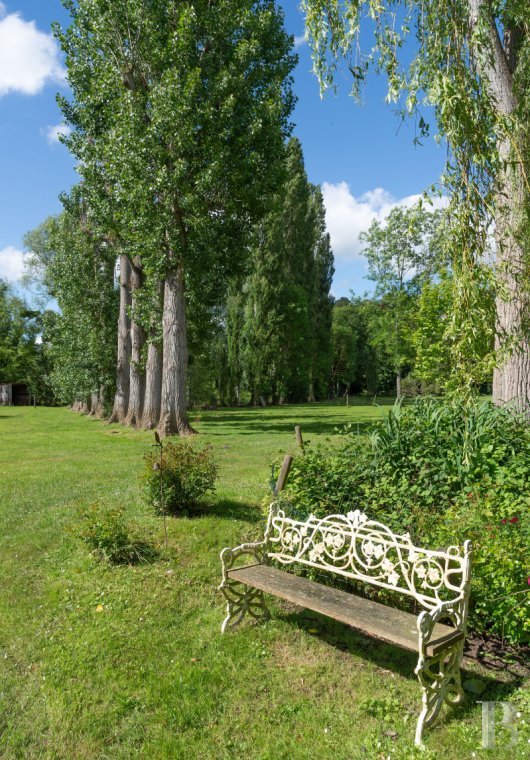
[282,398,530,644]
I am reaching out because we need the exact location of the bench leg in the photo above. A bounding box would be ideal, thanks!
[414,640,465,745]
[220,581,270,633]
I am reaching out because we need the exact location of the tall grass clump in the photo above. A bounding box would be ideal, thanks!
[76,502,157,565]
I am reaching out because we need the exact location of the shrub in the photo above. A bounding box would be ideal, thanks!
[76,502,156,565]
[282,398,530,643]
[438,502,530,643]
[143,441,218,515]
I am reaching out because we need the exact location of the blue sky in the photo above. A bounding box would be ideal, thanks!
[0,0,446,299]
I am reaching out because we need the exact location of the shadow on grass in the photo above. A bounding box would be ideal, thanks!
[88,539,159,566]
[183,498,264,524]
[279,607,526,711]
[202,413,383,437]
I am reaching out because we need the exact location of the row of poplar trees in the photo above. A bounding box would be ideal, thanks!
[223,139,334,407]
[26,2,334,434]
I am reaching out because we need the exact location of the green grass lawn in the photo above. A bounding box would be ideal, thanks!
[0,403,528,759]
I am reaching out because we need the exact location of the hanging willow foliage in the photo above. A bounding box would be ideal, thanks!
[303,0,530,405]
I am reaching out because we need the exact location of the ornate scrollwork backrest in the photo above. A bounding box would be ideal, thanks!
[265,504,472,612]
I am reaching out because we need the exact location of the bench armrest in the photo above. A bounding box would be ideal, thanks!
[417,598,465,655]
[220,541,268,583]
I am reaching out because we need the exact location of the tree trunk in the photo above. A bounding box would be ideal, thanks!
[141,342,163,429]
[308,374,316,403]
[89,389,105,419]
[157,266,195,436]
[468,2,529,409]
[124,259,145,427]
[396,370,402,399]
[491,135,530,409]
[108,255,132,423]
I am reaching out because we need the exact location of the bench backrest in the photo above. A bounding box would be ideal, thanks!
[265,506,472,612]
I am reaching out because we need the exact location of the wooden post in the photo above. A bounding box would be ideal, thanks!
[275,454,293,494]
[295,425,303,449]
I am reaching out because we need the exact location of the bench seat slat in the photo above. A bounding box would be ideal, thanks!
[228,564,463,657]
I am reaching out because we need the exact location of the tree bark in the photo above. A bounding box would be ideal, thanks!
[124,258,145,427]
[89,389,105,419]
[141,341,163,429]
[108,255,132,423]
[157,266,195,436]
[491,134,530,409]
[396,370,402,399]
[468,2,529,409]
[308,375,316,403]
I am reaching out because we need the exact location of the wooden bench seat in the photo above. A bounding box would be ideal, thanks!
[228,563,464,657]
[220,504,472,746]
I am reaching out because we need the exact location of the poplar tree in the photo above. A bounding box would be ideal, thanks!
[243,139,310,402]
[243,138,334,403]
[308,185,334,400]
[225,285,246,405]
[56,0,295,434]
[243,216,285,404]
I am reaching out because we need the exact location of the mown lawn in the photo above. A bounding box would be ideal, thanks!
[0,403,528,759]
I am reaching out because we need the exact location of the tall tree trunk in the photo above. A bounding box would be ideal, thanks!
[491,135,530,409]
[108,255,132,423]
[89,388,105,419]
[157,266,195,436]
[141,342,163,429]
[469,3,529,409]
[140,282,163,429]
[125,258,145,426]
[308,373,316,403]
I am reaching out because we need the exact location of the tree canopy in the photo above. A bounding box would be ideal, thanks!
[54,0,297,433]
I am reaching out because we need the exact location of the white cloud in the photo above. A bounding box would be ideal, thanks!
[45,123,72,144]
[0,246,28,281]
[294,34,307,49]
[0,8,65,97]
[322,181,448,260]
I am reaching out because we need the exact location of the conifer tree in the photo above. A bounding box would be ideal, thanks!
[242,138,334,403]
[308,185,334,400]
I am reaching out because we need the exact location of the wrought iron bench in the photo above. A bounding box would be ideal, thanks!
[219,503,472,746]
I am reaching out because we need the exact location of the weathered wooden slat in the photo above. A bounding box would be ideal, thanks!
[228,564,463,657]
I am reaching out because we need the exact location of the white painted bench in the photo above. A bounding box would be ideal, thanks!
[219,503,472,745]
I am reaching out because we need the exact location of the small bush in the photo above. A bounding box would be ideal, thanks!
[143,441,218,515]
[76,502,156,565]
